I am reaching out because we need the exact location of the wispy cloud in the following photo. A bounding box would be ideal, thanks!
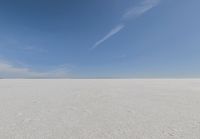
[92,0,160,49]
[91,24,125,49]
[22,46,48,53]
[0,61,70,78]
[123,0,160,20]
[0,37,47,53]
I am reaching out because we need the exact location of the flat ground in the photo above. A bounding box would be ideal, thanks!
[0,79,200,139]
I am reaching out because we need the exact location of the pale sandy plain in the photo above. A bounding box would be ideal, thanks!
[0,79,200,139]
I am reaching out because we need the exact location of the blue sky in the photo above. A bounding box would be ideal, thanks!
[0,0,200,78]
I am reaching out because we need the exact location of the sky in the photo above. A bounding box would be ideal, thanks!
[0,0,200,78]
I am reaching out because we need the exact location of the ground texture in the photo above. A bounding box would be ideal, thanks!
[0,79,200,139]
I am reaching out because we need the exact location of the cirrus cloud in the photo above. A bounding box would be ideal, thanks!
[0,61,70,78]
[91,0,160,49]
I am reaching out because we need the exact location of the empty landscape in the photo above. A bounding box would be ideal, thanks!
[0,79,200,139]
[1,0,200,138]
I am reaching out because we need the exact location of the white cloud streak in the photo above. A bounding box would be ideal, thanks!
[0,61,70,78]
[91,24,125,49]
[92,0,160,49]
[123,0,160,20]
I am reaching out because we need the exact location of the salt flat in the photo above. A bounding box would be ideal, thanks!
[0,79,200,139]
